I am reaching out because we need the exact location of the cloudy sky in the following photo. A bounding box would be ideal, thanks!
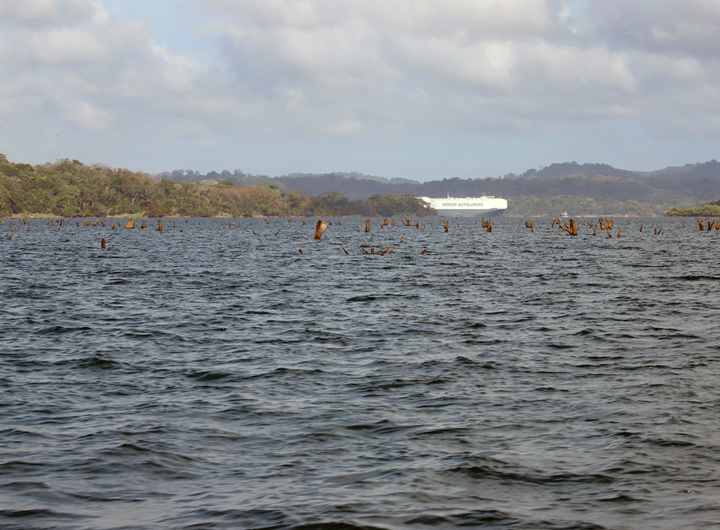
[1,0,720,180]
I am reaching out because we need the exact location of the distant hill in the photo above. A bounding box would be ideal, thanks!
[281,172,417,185]
[516,162,638,180]
[509,160,720,180]
[158,159,720,196]
[156,170,416,189]
[153,160,720,216]
[635,159,720,180]
[7,153,720,218]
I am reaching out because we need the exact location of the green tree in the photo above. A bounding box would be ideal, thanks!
[146,200,172,217]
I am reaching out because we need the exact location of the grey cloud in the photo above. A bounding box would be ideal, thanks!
[200,0,643,133]
[586,0,720,58]
[3,0,720,177]
[194,0,720,138]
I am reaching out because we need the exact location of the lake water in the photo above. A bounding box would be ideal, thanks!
[1,216,719,529]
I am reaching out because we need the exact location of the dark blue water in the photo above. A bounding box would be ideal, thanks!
[1,217,719,529]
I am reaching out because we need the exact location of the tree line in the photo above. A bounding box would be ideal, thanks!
[260,173,719,207]
[161,160,720,204]
[4,154,717,218]
[0,156,434,218]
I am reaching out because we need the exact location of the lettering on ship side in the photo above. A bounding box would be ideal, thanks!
[440,202,484,207]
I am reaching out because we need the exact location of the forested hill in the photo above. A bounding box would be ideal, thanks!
[0,156,433,218]
[516,159,720,181]
[157,169,415,189]
[5,152,720,217]
[159,160,720,204]
[159,167,720,215]
[516,162,638,180]
[276,172,720,205]
[161,160,720,187]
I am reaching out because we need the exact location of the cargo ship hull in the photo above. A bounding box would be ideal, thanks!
[419,196,508,217]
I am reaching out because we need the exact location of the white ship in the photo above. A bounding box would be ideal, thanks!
[419,195,508,217]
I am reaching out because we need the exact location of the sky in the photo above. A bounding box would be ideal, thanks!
[1,0,720,181]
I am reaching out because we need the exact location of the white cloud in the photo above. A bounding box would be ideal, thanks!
[64,99,111,129]
[205,0,559,37]
[17,21,150,64]
[195,0,720,138]
[0,0,97,24]
[151,42,207,93]
[392,37,517,91]
[326,120,364,135]
[518,42,636,92]
[0,0,218,135]
[636,54,706,86]
[197,0,652,134]
[3,0,720,176]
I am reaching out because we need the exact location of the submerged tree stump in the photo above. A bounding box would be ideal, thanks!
[314,220,330,240]
[559,219,579,236]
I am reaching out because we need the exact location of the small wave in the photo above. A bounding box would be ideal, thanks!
[0,508,81,519]
[0,461,46,475]
[37,325,92,335]
[77,355,122,369]
[597,493,644,503]
[0,428,48,439]
[405,510,517,527]
[0,481,48,490]
[444,458,615,487]
[346,295,376,302]
[293,522,387,530]
[188,370,234,382]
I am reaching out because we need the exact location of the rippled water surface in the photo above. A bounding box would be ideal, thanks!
[1,217,719,530]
